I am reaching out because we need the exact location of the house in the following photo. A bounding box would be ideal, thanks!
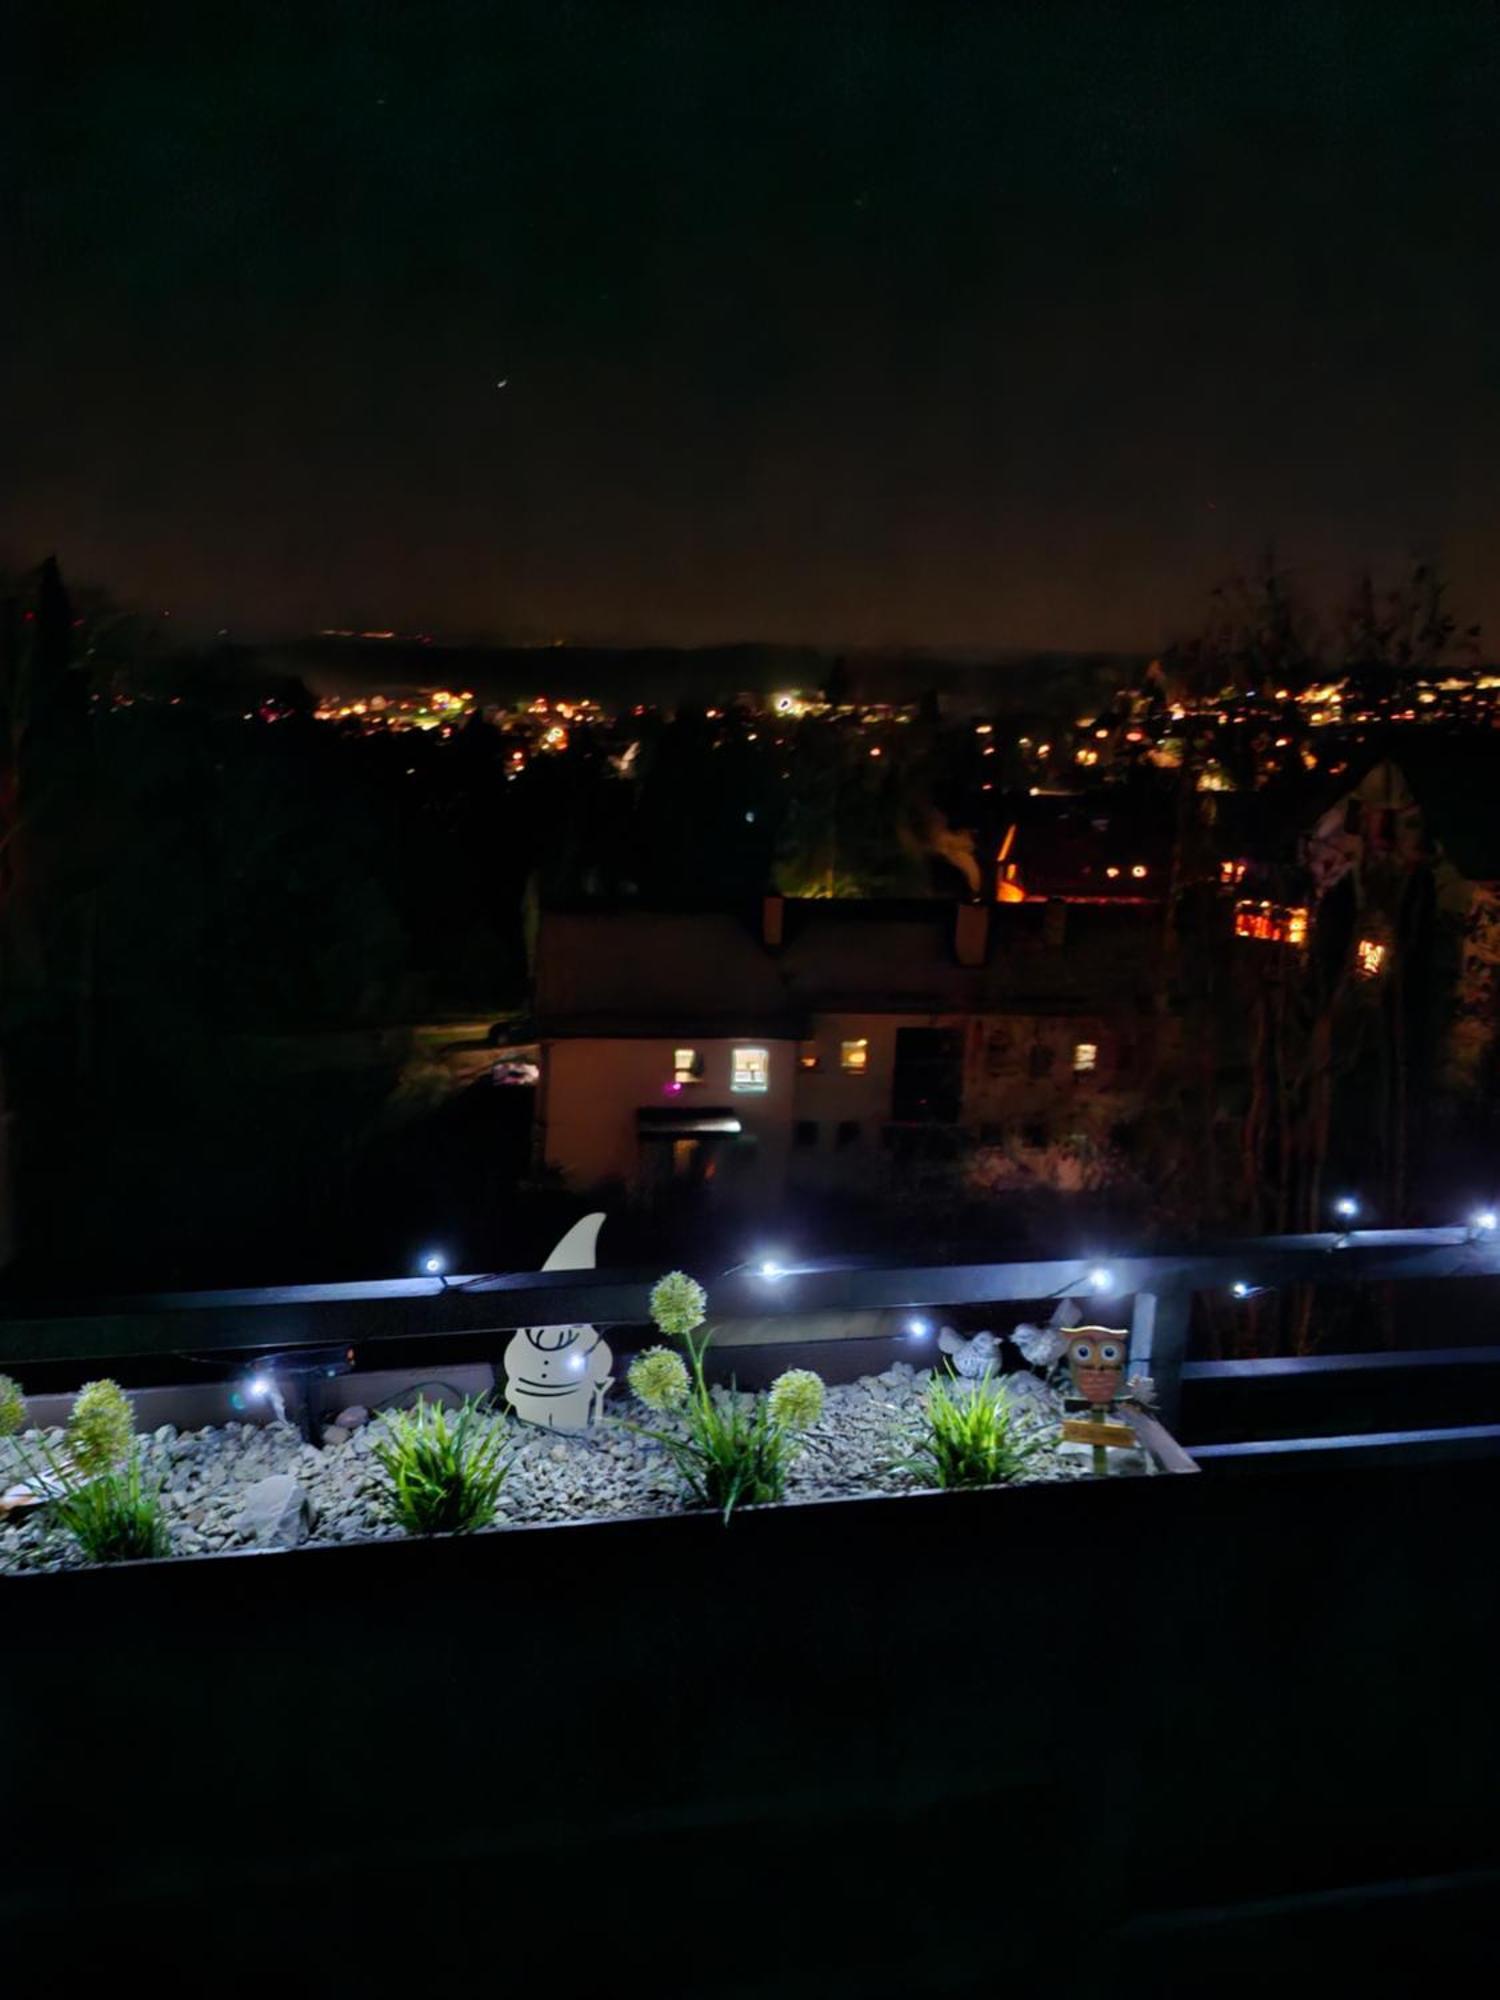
[531,894,1161,1203]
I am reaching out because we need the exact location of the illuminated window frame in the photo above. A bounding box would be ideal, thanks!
[1072,1041,1098,1075]
[840,1037,870,1075]
[673,1047,705,1085]
[731,1046,770,1093]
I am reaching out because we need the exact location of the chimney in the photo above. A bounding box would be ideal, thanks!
[762,891,785,949]
[953,900,989,967]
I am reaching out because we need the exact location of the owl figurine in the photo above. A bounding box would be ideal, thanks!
[1064,1327,1129,1408]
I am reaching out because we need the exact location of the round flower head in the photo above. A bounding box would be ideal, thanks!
[67,1379,136,1475]
[0,1372,25,1438]
[767,1368,825,1432]
[629,1346,691,1413]
[649,1271,707,1341]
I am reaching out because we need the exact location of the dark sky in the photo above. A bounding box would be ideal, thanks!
[5,1,1500,651]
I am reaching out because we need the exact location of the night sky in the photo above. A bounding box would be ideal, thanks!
[5,1,1500,651]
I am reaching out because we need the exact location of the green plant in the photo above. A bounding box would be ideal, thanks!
[67,1379,136,1475]
[628,1346,691,1412]
[767,1368,825,1431]
[0,1373,25,1438]
[46,1452,171,1564]
[633,1270,821,1520]
[371,1396,510,1536]
[649,1384,799,1519]
[649,1270,707,1341]
[901,1369,1042,1490]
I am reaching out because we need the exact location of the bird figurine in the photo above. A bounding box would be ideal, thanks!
[937,1327,1005,1380]
[1008,1297,1081,1372]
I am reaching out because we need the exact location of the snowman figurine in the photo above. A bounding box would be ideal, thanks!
[503,1213,614,1433]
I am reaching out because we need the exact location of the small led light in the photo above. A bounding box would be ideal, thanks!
[1472,1210,1497,1235]
[757,1259,785,1280]
[1088,1267,1113,1293]
[1231,1280,1251,1300]
[421,1252,446,1276]
[248,1375,272,1398]
[907,1317,931,1338]
[1333,1196,1360,1222]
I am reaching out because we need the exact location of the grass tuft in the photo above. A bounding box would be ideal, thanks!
[902,1368,1042,1490]
[647,1385,799,1520]
[47,1452,171,1564]
[371,1396,511,1536]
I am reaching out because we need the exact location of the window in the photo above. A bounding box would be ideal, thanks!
[1355,937,1388,980]
[673,1047,704,1084]
[731,1046,769,1093]
[1073,1041,1098,1075]
[798,1041,821,1071]
[793,1119,819,1149]
[1028,1043,1054,1079]
[1233,900,1309,947]
[836,1119,861,1148]
[840,1037,870,1074]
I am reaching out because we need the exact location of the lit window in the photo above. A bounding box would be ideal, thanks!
[840,1038,870,1074]
[798,1041,821,1071]
[1131,863,1148,879]
[1234,900,1309,947]
[674,1048,704,1084]
[731,1047,769,1093]
[1073,1042,1098,1075]
[1356,938,1388,980]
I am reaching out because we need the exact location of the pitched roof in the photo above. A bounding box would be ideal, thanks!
[535,898,1162,1034]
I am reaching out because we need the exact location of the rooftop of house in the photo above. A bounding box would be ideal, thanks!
[534,896,1162,1036]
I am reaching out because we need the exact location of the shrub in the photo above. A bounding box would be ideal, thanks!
[67,1379,136,1475]
[649,1270,708,1341]
[903,1368,1042,1490]
[628,1346,691,1412]
[371,1397,510,1536]
[767,1368,825,1431]
[47,1453,171,1565]
[0,1373,25,1438]
[650,1386,799,1519]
